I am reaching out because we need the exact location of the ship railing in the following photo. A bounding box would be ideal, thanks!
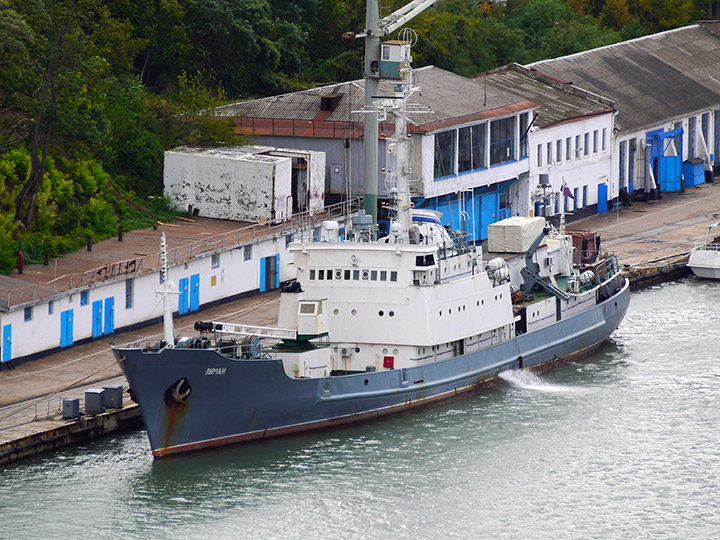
[695,241,720,251]
[0,197,363,309]
[593,253,621,284]
[208,321,297,341]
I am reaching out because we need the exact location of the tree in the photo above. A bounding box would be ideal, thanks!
[11,0,136,226]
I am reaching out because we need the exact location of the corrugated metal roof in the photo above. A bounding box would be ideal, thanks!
[217,66,537,129]
[528,25,720,132]
[477,67,613,128]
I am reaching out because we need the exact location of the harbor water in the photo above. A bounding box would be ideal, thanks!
[2,279,719,539]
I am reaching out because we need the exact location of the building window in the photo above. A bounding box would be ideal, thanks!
[583,185,588,207]
[458,124,486,173]
[547,142,552,165]
[309,269,315,280]
[574,188,580,209]
[628,138,636,187]
[48,300,54,315]
[24,306,32,322]
[575,135,581,158]
[390,271,398,282]
[126,278,134,309]
[244,245,252,260]
[537,144,542,167]
[583,133,589,156]
[566,137,571,161]
[490,117,515,166]
[519,113,529,159]
[434,130,456,179]
[556,140,562,162]
[619,140,626,188]
[702,112,709,148]
[593,130,598,153]
[211,254,220,268]
[602,128,607,151]
[81,291,89,306]
[689,116,696,158]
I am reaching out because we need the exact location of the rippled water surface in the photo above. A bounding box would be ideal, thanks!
[3,280,720,539]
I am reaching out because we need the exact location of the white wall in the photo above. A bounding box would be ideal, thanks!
[528,113,614,214]
[164,149,292,222]
[0,230,298,362]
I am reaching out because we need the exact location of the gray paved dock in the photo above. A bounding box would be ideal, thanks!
[568,181,720,283]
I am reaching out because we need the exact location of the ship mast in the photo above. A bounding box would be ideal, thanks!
[359,0,438,225]
[158,232,176,347]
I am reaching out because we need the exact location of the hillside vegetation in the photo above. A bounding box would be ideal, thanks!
[0,0,704,273]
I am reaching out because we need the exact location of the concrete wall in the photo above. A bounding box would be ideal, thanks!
[164,148,292,222]
[616,107,719,195]
[250,135,391,197]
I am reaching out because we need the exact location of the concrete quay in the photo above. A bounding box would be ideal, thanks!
[567,181,720,288]
[0,290,281,466]
[3,182,719,466]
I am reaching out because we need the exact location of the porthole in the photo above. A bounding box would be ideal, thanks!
[355,347,360,353]
[351,309,357,316]
[333,309,339,315]
[389,311,394,317]
[476,300,480,307]
[335,269,342,279]
[379,310,384,316]
[362,270,370,280]
[393,349,399,355]
[383,348,389,354]
[364,379,369,386]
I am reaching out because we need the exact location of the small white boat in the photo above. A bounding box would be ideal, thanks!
[688,222,720,279]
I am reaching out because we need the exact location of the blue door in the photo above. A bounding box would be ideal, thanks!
[480,192,498,241]
[260,256,280,292]
[92,300,103,338]
[60,310,74,347]
[658,156,682,192]
[598,184,608,213]
[714,110,720,165]
[104,297,114,334]
[190,273,200,312]
[2,324,11,362]
[274,255,280,289]
[179,277,189,314]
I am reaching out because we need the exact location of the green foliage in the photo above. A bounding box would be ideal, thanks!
[0,0,706,274]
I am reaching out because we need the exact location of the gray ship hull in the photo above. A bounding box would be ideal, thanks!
[112,279,630,457]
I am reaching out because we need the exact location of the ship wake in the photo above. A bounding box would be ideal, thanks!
[498,369,580,393]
